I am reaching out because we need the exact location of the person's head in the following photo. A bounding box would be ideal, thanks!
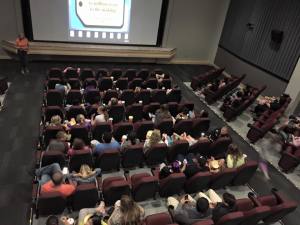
[120,195,141,224]
[197,155,207,168]
[160,104,169,112]
[97,105,107,114]
[146,130,153,140]
[102,132,112,143]
[127,131,137,144]
[83,214,103,225]
[236,91,243,98]
[227,144,242,157]
[134,86,141,93]
[50,115,62,126]
[149,129,161,146]
[79,164,93,177]
[93,96,101,105]
[76,114,85,124]
[72,138,85,150]
[56,131,69,142]
[220,126,229,137]
[223,192,236,208]
[181,106,189,115]
[46,215,59,225]
[18,33,25,39]
[51,172,63,186]
[110,97,118,106]
[196,197,209,213]
[293,129,300,137]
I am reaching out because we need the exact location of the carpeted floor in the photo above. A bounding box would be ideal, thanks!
[0,60,299,225]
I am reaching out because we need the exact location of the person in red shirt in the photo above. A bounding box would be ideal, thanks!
[15,33,29,75]
[41,171,77,198]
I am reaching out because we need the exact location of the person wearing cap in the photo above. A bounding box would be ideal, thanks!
[16,33,29,75]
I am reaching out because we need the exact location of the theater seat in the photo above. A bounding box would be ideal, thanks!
[36,192,66,217]
[69,149,94,172]
[167,140,189,162]
[113,122,133,142]
[144,212,173,225]
[72,183,99,210]
[210,168,236,189]
[155,119,173,136]
[173,119,193,135]
[134,121,154,141]
[40,151,66,168]
[231,160,258,186]
[159,173,186,197]
[131,173,158,202]
[145,143,168,166]
[215,211,244,225]
[102,176,130,206]
[121,144,144,168]
[92,122,112,142]
[95,149,120,171]
[185,171,212,194]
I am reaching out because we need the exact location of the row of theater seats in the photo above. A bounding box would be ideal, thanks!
[190,68,225,91]
[34,160,258,217]
[247,96,291,143]
[48,67,169,81]
[45,88,181,107]
[222,85,267,122]
[204,74,246,105]
[278,143,300,173]
[38,133,231,173]
[145,189,297,225]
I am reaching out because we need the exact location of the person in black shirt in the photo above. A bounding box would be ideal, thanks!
[212,192,237,222]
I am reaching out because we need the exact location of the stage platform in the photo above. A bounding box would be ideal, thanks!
[1,40,176,61]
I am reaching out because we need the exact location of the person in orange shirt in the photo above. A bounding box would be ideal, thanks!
[15,33,29,75]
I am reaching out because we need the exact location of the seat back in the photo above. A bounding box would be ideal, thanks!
[108,105,125,124]
[98,77,113,91]
[126,103,144,122]
[48,68,63,79]
[192,118,210,138]
[44,106,64,123]
[137,69,149,80]
[66,90,83,105]
[124,69,137,81]
[120,89,135,106]
[155,119,174,136]
[159,173,186,197]
[66,106,86,120]
[37,192,66,216]
[46,90,64,106]
[185,172,212,194]
[134,121,154,141]
[84,89,100,104]
[209,136,232,158]
[168,102,179,117]
[102,177,130,206]
[210,168,236,189]
[145,78,158,89]
[231,160,258,186]
[151,89,167,104]
[68,78,81,90]
[131,173,158,202]
[167,89,182,103]
[47,78,61,89]
[144,212,173,225]
[64,68,79,79]
[167,140,189,162]
[216,212,244,225]
[92,122,112,141]
[80,68,94,81]
[41,151,66,168]
[69,149,94,172]
[43,126,64,146]
[113,122,134,142]
[102,89,119,104]
[70,125,89,144]
[115,77,128,90]
[173,119,193,135]
[144,103,160,115]
[189,139,211,156]
[122,144,144,168]
[111,68,123,80]
[136,89,151,105]
[96,149,120,171]
[145,143,168,166]
[129,78,143,89]
[72,183,98,210]
[96,68,109,79]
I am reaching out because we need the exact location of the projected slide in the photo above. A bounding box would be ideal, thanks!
[69,0,131,42]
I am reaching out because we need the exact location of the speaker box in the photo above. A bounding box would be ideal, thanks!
[271,30,283,43]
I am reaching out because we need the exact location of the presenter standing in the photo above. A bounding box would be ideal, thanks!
[16,33,29,75]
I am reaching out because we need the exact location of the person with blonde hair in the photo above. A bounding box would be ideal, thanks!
[70,164,101,184]
[74,114,91,129]
[49,115,62,127]
[108,195,145,225]
[91,105,109,126]
[143,129,163,153]
[226,144,247,168]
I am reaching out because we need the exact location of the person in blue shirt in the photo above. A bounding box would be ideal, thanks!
[92,132,120,155]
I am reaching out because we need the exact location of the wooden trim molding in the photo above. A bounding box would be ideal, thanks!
[1,40,176,59]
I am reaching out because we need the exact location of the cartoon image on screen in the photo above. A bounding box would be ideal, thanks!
[69,0,131,41]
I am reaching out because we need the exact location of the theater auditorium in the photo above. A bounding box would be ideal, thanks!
[0,1,299,225]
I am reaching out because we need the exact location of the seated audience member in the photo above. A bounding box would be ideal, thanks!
[276,116,300,142]
[70,164,101,184]
[143,129,163,153]
[47,115,63,127]
[291,130,300,147]
[226,144,247,168]
[209,126,230,141]
[212,193,237,222]
[177,153,209,178]
[36,163,76,197]
[108,195,145,225]
[207,158,225,174]
[92,132,120,155]
[46,215,74,225]
[91,106,109,126]
[74,114,91,129]
[76,201,107,225]
[86,96,101,116]
[121,131,140,150]
[47,131,70,154]
[84,80,97,95]
[168,195,212,225]
[253,96,275,117]
[176,132,210,146]
[67,138,90,156]
[55,78,71,96]
[175,107,190,123]
[154,104,174,126]
[108,97,119,107]
[158,160,186,179]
